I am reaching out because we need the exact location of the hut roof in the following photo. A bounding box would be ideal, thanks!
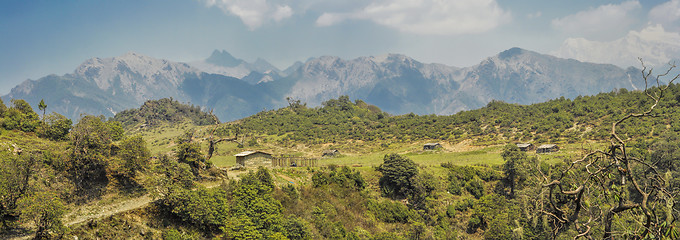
[516,143,533,148]
[235,151,272,157]
[537,144,558,149]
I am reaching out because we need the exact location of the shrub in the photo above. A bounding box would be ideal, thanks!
[377,153,418,198]
[465,176,485,199]
[366,199,413,223]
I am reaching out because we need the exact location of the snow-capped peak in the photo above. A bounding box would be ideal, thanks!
[74,52,198,91]
[370,54,390,63]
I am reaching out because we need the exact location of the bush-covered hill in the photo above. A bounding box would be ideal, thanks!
[1,77,679,239]
[223,84,680,146]
[111,98,217,128]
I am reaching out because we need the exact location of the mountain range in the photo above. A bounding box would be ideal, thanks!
[3,48,642,122]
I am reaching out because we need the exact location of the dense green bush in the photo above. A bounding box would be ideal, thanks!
[112,98,217,127]
[3,99,40,132]
[465,176,485,199]
[67,115,125,196]
[0,153,39,229]
[377,153,419,199]
[447,178,463,195]
[165,187,230,232]
[38,112,72,141]
[111,135,150,180]
[366,199,414,223]
[312,166,365,190]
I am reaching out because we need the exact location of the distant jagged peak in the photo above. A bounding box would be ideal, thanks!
[364,53,413,64]
[206,49,244,67]
[283,61,304,75]
[253,57,272,66]
[121,51,146,58]
[192,49,281,79]
[497,47,527,60]
[251,57,280,72]
[487,47,624,71]
[493,47,555,62]
[73,52,197,90]
[306,53,419,67]
[472,47,570,71]
[366,54,388,63]
[384,53,413,62]
[76,52,195,77]
[305,55,344,68]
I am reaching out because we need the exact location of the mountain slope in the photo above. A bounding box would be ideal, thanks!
[181,73,280,121]
[281,48,638,115]
[3,48,642,122]
[3,53,273,121]
[189,50,282,81]
[280,54,461,114]
[450,48,639,111]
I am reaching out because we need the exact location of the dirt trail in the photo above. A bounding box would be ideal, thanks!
[277,174,296,184]
[6,180,228,240]
[63,194,154,226]
[64,180,226,226]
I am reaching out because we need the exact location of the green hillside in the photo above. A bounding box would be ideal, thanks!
[218,84,679,154]
[111,98,218,128]
[1,80,679,239]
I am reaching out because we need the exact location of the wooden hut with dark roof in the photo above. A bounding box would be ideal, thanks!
[536,144,559,154]
[235,151,273,167]
[423,143,442,150]
[516,143,535,151]
[322,149,340,157]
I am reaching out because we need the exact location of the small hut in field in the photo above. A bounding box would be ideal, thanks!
[235,151,273,167]
[516,143,535,152]
[423,143,442,150]
[322,149,340,158]
[536,144,559,154]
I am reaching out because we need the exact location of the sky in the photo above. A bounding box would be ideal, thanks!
[2,0,680,94]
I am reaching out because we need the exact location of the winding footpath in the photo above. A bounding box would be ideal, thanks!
[7,180,226,240]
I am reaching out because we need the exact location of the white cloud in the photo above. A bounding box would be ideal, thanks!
[552,1,641,40]
[202,0,293,30]
[552,24,680,68]
[527,11,542,19]
[272,5,294,22]
[315,0,511,35]
[649,0,680,30]
[316,12,348,27]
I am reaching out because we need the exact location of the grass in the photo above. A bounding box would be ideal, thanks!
[317,144,505,169]
[131,121,614,172]
[529,141,608,165]
[129,121,198,155]
[0,129,68,154]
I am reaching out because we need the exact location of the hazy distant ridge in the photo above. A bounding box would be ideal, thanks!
[3,48,639,121]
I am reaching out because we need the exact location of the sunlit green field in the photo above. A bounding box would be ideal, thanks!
[134,122,609,172]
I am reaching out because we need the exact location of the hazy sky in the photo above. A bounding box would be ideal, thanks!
[2,0,679,94]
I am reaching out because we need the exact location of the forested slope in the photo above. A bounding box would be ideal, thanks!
[224,84,680,146]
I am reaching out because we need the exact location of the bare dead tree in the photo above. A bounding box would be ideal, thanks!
[537,59,680,239]
[205,110,239,161]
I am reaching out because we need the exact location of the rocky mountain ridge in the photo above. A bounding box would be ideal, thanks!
[4,48,641,121]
